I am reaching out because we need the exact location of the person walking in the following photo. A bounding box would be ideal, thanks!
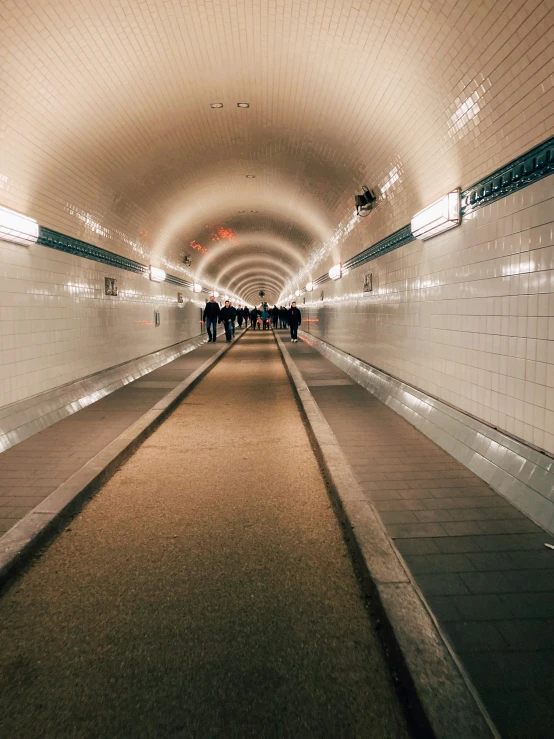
[288,301,301,342]
[272,305,279,328]
[279,306,288,329]
[261,306,271,330]
[236,307,244,329]
[229,302,237,336]
[219,300,235,342]
[203,295,220,343]
[250,306,259,329]
[243,306,249,329]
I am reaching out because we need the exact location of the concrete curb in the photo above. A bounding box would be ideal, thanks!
[0,331,245,593]
[274,331,499,739]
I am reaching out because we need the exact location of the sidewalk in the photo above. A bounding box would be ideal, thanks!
[0,338,222,537]
[284,331,554,739]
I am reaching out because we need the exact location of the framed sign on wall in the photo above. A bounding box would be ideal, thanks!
[105,277,118,296]
[363,273,373,292]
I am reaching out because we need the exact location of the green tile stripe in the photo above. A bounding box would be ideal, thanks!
[309,134,554,289]
[38,227,196,290]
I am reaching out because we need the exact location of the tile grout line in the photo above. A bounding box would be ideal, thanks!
[0,331,247,593]
[274,330,499,739]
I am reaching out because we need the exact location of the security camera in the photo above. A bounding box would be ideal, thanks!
[259,290,265,298]
[355,186,377,216]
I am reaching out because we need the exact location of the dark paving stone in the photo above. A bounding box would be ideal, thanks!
[393,537,441,555]
[402,554,475,574]
[498,593,554,619]
[386,522,447,538]
[424,596,462,621]
[496,619,554,650]
[416,573,470,596]
[443,621,508,652]
[503,570,554,593]
[459,571,514,594]
[447,594,514,621]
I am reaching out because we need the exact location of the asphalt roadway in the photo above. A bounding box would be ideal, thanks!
[0,332,410,738]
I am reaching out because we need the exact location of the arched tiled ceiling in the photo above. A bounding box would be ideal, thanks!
[1,0,552,297]
[231,274,282,302]
[219,257,293,291]
[204,233,305,280]
[231,269,285,292]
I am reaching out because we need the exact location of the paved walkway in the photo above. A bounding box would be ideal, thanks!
[0,338,222,536]
[285,330,554,739]
[0,332,409,738]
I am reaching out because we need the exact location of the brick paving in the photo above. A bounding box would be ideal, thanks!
[0,341,220,536]
[286,332,554,739]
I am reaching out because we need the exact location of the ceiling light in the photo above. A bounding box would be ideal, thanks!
[149,266,166,282]
[238,210,246,213]
[411,189,461,240]
[0,205,39,245]
[250,210,258,213]
[305,282,313,292]
[192,283,202,293]
[329,264,342,280]
[210,103,223,108]
[245,175,256,179]
[237,102,250,108]
[212,291,220,298]
[295,289,301,297]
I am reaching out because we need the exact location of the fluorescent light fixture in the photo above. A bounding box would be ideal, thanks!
[305,282,313,292]
[329,263,342,280]
[237,102,250,108]
[411,189,461,240]
[210,103,223,108]
[245,175,256,179]
[212,291,220,298]
[149,266,166,282]
[0,205,39,245]
[193,283,202,293]
[295,289,301,297]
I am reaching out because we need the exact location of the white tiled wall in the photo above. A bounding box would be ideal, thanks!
[303,173,554,456]
[0,240,204,409]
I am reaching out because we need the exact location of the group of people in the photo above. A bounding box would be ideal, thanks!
[203,297,302,343]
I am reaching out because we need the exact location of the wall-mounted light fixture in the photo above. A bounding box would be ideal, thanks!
[329,264,342,280]
[212,291,220,298]
[411,189,461,240]
[295,289,301,297]
[192,283,202,293]
[0,205,39,245]
[149,266,166,282]
[305,282,313,292]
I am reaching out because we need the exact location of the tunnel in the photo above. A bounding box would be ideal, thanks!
[0,1,553,737]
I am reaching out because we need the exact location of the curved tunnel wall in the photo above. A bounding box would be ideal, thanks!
[301,169,554,457]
